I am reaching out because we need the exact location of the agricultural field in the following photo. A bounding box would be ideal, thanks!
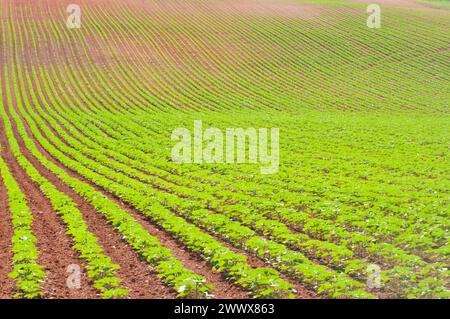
[0,0,449,300]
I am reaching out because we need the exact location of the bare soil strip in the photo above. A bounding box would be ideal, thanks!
[0,173,15,298]
[125,0,324,19]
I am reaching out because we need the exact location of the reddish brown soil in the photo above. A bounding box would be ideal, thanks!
[0,173,16,298]
[13,61,317,297]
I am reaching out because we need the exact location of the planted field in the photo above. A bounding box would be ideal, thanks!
[0,0,449,299]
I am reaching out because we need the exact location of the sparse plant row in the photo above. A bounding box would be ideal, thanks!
[44,0,446,120]
[101,107,450,200]
[82,1,283,114]
[1,22,46,300]
[116,0,446,114]
[19,0,450,117]
[71,3,197,113]
[54,0,450,268]
[89,110,449,230]
[55,87,446,298]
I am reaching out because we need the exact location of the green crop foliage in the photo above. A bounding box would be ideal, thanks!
[0,0,448,299]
